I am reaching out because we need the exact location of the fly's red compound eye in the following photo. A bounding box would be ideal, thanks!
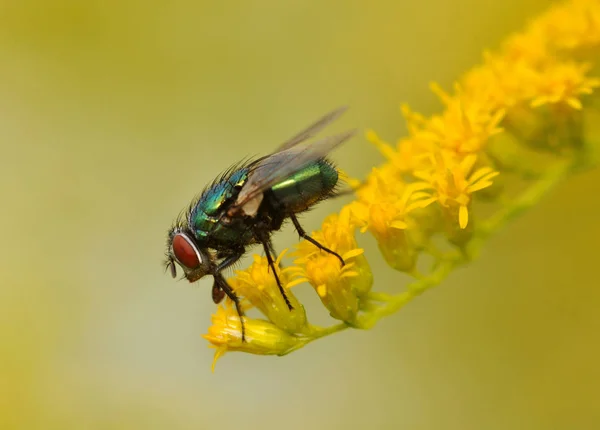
[172,233,201,269]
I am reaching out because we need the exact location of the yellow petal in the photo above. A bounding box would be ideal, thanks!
[286,278,308,289]
[466,181,494,193]
[430,82,453,106]
[490,108,506,127]
[530,97,546,108]
[211,346,227,373]
[468,167,497,185]
[316,284,327,297]
[275,248,289,266]
[459,154,478,175]
[412,170,432,181]
[390,220,409,229]
[459,205,469,229]
[342,248,365,260]
[406,196,438,212]
[566,97,582,110]
[366,129,397,160]
[410,191,432,200]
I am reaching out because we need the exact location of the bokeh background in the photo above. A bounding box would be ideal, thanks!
[2,0,599,429]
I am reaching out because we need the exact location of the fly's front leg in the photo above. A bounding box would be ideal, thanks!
[290,213,344,266]
[211,250,242,304]
[212,249,247,341]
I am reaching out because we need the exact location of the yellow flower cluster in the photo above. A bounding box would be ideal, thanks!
[204,0,599,370]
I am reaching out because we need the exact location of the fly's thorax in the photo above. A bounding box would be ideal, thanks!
[188,167,256,247]
[191,206,255,248]
[268,158,338,214]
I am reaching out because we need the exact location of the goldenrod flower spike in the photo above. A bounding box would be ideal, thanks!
[203,0,599,370]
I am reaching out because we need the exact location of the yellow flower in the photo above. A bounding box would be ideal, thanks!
[529,60,600,110]
[501,28,549,66]
[404,83,505,156]
[534,0,600,50]
[203,304,302,371]
[461,52,540,110]
[293,208,372,322]
[316,206,363,256]
[293,249,366,323]
[354,167,435,229]
[229,250,307,333]
[366,129,433,174]
[351,168,435,272]
[460,2,599,115]
[413,153,499,229]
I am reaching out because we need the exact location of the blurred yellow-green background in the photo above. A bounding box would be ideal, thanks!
[2,0,599,429]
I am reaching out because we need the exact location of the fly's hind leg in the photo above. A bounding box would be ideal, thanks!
[290,213,344,266]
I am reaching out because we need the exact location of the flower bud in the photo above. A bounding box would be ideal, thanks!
[203,304,302,371]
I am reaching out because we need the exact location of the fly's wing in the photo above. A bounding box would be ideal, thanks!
[276,106,348,151]
[228,129,356,217]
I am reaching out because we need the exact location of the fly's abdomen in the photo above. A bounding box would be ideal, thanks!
[269,159,338,213]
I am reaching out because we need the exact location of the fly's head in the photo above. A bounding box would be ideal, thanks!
[165,227,212,283]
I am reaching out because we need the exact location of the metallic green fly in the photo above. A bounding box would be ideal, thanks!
[165,107,356,340]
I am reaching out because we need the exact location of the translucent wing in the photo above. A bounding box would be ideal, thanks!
[276,106,349,151]
[228,129,356,217]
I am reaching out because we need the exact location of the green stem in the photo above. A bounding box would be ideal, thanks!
[477,159,571,239]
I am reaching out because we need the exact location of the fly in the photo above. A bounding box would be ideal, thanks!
[165,106,356,340]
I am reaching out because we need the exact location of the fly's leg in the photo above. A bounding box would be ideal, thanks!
[252,226,293,311]
[263,239,288,270]
[213,272,247,341]
[212,251,243,305]
[290,213,345,266]
[261,239,293,310]
[213,250,247,341]
[266,240,278,262]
